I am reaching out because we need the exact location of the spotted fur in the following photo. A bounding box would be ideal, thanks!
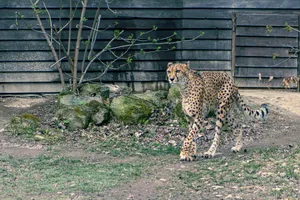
[167,62,269,161]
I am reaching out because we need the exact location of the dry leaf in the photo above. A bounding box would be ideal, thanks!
[258,73,262,81]
[268,76,274,83]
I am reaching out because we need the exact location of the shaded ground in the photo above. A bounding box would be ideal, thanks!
[1,90,300,199]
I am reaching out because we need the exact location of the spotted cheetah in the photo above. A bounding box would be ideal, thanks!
[167,62,269,161]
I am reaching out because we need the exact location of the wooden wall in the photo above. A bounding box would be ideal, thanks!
[0,0,300,94]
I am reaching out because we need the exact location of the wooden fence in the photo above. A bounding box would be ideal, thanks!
[0,0,300,94]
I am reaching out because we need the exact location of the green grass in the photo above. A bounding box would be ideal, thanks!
[0,154,146,198]
[177,146,300,198]
[84,136,181,157]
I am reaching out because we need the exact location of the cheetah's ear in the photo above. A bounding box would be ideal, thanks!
[186,61,190,69]
[167,62,173,67]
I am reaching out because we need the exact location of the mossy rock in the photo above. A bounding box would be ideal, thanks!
[56,95,110,130]
[110,95,154,124]
[134,90,168,108]
[92,103,111,125]
[79,83,110,100]
[174,102,187,123]
[167,85,181,104]
[8,113,40,135]
[105,84,132,99]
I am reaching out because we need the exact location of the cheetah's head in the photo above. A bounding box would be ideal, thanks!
[166,62,190,84]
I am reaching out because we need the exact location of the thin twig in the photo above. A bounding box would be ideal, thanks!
[81,0,103,73]
[43,2,53,44]
[78,30,124,84]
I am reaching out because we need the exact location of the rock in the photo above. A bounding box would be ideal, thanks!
[58,94,102,106]
[34,135,45,141]
[79,83,110,101]
[167,85,186,123]
[7,113,40,135]
[105,84,132,99]
[110,95,154,124]
[167,84,181,104]
[134,90,168,108]
[92,104,111,125]
[56,94,110,130]
[174,101,187,123]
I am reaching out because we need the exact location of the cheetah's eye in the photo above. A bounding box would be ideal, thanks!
[167,70,171,73]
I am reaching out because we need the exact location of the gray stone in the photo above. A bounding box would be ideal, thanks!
[110,95,154,124]
[134,90,168,108]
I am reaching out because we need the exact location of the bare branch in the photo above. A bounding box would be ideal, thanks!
[30,0,65,89]
[43,2,53,44]
[73,0,89,91]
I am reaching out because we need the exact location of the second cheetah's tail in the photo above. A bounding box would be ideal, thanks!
[236,92,269,121]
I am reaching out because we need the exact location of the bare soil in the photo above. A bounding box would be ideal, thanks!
[1,89,300,199]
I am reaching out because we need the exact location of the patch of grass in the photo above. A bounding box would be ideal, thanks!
[0,154,146,198]
[177,145,300,198]
[85,136,180,157]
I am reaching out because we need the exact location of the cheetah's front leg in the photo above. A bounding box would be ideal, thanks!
[180,117,206,161]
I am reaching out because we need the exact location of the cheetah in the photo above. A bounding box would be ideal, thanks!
[166,62,269,161]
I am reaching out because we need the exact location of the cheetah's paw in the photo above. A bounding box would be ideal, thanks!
[202,151,215,159]
[231,146,242,153]
[180,151,196,161]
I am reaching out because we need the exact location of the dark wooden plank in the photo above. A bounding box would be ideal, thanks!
[236,57,297,67]
[1,19,182,30]
[236,37,298,48]
[235,67,297,77]
[86,71,167,82]
[189,61,231,71]
[183,19,232,29]
[0,30,182,41]
[236,13,298,26]
[0,61,172,72]
[0,51,181,61]
[0,0,182,9]
[0,40,179,51]
[182,51,231,61]
[182,30,232,39]
[234,78,292,88]
[236,47,298,58]
[0,71,167,82]
[236,27,298,37]
[184,0,300,9]
[2,8,181,19]
[179,40,231,50]
[0,81,169,94]
[183,9,232,19]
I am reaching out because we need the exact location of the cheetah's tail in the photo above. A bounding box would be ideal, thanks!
[236,93,269,121]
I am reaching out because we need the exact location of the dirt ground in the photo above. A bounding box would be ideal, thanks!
[1,89,300,199]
